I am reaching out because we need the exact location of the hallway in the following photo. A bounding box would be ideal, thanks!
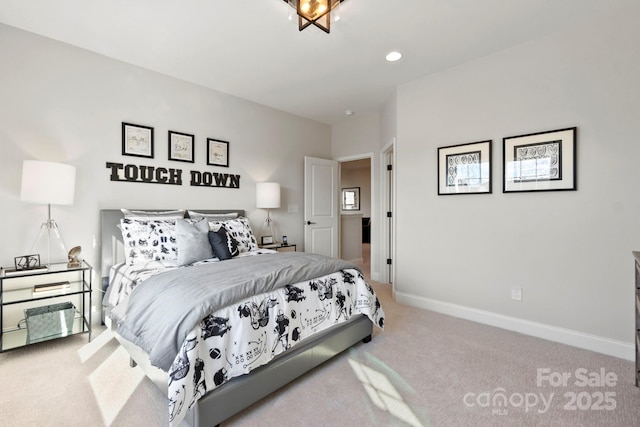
[353,243,371,280]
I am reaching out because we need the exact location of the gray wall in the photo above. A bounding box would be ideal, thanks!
[0,24,331,277]
[394,7,640,358]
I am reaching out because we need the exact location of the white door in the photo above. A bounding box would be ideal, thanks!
[304,156,339,257]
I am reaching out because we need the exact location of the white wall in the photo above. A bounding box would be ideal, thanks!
[381,91,397,147]
[395,7,640,358]
[0,24,331,276]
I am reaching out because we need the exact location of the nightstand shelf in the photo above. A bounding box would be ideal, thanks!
[260,243,297,252]
[1,260,92,352]
[1,317,88,351]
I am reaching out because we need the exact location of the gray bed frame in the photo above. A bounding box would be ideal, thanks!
[100,209,373,427]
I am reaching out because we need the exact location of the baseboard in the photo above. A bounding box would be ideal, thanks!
[394,291,634,361]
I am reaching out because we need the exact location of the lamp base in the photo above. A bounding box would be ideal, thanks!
[30,219,69,267]
[261,210,276,241]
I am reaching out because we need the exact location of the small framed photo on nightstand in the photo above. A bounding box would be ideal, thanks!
[282,235,288,246]
[261,236,274,245]
[14,254,41,271]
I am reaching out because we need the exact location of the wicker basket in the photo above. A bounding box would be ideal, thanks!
[24,302,76,344]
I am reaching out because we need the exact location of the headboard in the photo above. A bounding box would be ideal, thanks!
[99,209,245,292]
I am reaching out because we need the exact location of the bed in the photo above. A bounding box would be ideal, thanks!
[100,209,384,427]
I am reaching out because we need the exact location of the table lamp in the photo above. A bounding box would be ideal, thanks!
[20,160,76,267]
[256,182,280,241]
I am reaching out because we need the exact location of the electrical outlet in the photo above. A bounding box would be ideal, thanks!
[511,287,522,301]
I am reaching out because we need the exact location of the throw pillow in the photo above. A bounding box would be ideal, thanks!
[176,218,213,266]
[208,227,239,260]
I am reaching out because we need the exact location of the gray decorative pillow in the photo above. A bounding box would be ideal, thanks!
[176,218,213,266]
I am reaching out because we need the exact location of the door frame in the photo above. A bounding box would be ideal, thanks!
[380,139,396,292]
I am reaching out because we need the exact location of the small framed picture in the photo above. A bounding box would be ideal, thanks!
[122,122,154,158]
[342,187,360,211]
[14,254,41,271]
[168,131,195,163]
[503,127,576,193]
[261,236,274,245]
[207,138,229,167]
[438,140,492,195]
[282,235,288,245]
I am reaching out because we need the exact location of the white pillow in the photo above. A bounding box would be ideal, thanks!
[121,209,185,219]
[120,218,178,266]
[187,210,239,220]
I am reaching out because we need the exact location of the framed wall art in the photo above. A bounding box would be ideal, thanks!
[503,127,576,193]
[168,130,195,163]
[438,140,492,195]
[207,138,229,167]
[342,187,360,211]
[122,122,154,158]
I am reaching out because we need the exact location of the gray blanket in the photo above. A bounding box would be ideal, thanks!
[114,252,359,371]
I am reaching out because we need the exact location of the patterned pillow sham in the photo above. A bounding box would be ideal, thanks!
[120,218,179,266]
[207,217,258,253]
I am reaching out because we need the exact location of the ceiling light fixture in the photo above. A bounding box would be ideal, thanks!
[285,0,344,33]
[385,51,403,62]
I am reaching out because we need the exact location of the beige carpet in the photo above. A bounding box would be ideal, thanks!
[2,257,640,426]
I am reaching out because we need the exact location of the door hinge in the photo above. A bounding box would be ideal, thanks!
[387,164,392,171]
[386,258,392,265]
[386,211,392,218]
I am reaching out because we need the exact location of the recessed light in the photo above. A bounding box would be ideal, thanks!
[385,51,402,62]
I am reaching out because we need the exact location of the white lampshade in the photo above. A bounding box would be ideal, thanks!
[21,160,76,205]
[256,182,281,209]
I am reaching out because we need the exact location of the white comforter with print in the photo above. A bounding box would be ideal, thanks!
[106,252,385,426]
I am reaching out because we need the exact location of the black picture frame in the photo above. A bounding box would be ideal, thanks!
[342,187,360,211]
[122,122,154,158]
[503,127,577,193]
[168,130,195,163]
[14,254,41,271]
[261,235,274,245]
[207,138,229,167]
[438,140,492,195]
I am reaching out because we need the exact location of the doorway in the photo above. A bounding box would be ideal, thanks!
[339,157,372,279]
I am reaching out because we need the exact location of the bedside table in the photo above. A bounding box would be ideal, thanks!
[0,260,92,352]
[260,243,297,252]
